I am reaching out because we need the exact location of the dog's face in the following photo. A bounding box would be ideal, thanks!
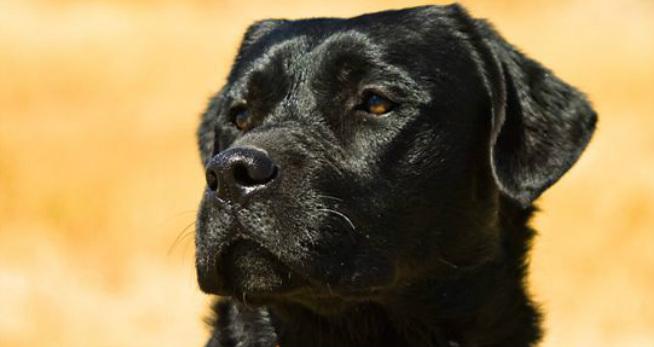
[195,5,596,312]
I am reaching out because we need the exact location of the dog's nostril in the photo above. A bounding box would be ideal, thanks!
[206,170,219,191]
[233,160,278,187]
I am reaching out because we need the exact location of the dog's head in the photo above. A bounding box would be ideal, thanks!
[195,5,595,312]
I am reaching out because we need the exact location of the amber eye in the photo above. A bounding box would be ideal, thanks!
[364,93,395,116]
[231,107,251,131]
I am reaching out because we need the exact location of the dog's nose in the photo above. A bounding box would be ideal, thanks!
[205,146,278,203]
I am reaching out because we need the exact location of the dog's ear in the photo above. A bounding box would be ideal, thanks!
[451,5,597,207]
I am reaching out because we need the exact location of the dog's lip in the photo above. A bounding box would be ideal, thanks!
[212,237,310,296]
[219,218,317,283]
[256,285,387,313]
[213,234,386,302]
[204,204,390,301]
[218,224,308,281]
[286,285,385,300]
[234,284,386,310]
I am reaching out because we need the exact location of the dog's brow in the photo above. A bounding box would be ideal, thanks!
[308,31,430,104]
[241,37,311,101]
[312,31,382,70]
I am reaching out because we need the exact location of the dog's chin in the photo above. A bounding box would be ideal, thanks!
[209,239,305,298]
[199,239,388,312]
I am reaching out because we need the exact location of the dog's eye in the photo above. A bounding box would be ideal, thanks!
[230,106,251,131]
[364,93,395,116]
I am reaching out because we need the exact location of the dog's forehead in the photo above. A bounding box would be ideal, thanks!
[221,6,475,120]
[228,29,438,104]
[234,30,388,87]
[227,7,473,93]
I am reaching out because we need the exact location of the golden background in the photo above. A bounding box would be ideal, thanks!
[1,0,653,346]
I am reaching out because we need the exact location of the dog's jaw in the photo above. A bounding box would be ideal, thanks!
[207,198,542,347]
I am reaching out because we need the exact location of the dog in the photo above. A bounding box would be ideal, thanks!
[194,4,596,347]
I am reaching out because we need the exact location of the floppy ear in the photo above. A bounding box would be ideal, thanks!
[459,10,597,207]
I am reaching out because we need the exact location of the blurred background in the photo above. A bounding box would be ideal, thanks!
[1,0,652,346]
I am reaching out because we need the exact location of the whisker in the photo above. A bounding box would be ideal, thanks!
[317,194,344,202]
[437,257,460,270]
[318,208,356,232]
[168,221,196,256]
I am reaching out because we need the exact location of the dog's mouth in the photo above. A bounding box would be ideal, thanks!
[214,242,385,312]
[208,239,306,298]
[196,198,397,310]
[201,234,389,307]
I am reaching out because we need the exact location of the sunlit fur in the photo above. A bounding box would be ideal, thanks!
[196,4,596,347]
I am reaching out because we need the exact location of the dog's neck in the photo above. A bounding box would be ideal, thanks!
[269,265,540,347]
[211,201,541,347]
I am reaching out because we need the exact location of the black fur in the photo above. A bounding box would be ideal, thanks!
[195,4,596,347]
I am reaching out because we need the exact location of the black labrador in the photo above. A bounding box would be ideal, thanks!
[195,4,596,347]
